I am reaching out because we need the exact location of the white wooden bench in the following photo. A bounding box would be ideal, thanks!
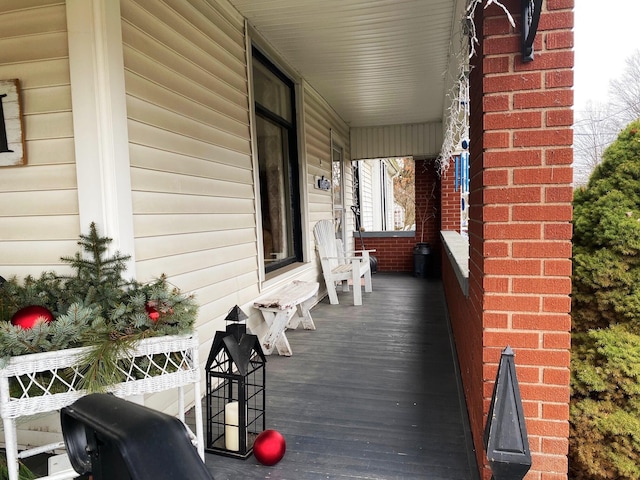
[253,280,319,356]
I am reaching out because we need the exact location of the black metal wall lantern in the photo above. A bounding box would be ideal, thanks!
[205,306,266,459]
[484,346,532,480]
[522,0,543,63]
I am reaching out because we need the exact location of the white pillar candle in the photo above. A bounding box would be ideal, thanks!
[225,401,240,451]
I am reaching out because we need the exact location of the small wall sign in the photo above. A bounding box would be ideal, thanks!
[314,175,331,191]
[0,79,26,167]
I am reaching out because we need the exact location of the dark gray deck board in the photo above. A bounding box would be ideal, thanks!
[204,273,479,480]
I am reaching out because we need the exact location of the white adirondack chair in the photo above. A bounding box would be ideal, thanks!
[313,219,374,306]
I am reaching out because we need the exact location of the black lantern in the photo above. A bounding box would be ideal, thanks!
[205,306,266,459]
[484,346,531,480]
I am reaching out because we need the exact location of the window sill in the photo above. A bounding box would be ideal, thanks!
[355,231,416,238]
[262,262,313,291]
[440,231,469,297]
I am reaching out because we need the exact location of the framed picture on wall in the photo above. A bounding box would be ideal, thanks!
[0,79,26,167]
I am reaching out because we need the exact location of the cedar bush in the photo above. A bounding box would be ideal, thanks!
[571,120,640,479]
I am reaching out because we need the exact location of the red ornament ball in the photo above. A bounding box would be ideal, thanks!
[11,305,54,329]
[145,303,160,322]
[253,429,286,466]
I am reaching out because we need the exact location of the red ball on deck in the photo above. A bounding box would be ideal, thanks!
[11,305,54,329]
[253,429,286,466]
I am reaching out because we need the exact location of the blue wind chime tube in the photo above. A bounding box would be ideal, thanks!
[455,155,460,192]
[467,152,470,192]
[461,151,469,193]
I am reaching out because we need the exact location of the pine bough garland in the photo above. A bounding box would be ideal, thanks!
[0,223,198,391]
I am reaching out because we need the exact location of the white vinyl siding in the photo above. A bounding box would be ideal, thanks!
[359,162,374,232]
[350,122,443,160]
[121,0,255,416]
[0,1,79,277]
[0,0,354,419]
[121,0,258,335]
[302,83,354,251]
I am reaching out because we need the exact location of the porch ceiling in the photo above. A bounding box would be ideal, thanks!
[227,0,462,128]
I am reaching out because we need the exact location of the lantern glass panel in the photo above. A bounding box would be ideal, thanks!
[205,341,266,459]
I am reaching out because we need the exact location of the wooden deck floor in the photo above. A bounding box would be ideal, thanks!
[204,273,479,480]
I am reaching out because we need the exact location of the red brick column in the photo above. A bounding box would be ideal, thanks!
[440,158,461,232]
[414,158,441,249]
[473,1,574,479]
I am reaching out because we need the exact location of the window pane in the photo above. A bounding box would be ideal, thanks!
[332,148,344,243]
[332,149,343,208]
[253,60,292,122]
[256,115,292,264]
[252,48,301,273]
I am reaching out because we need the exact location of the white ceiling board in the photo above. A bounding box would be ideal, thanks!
[228,0,458,127]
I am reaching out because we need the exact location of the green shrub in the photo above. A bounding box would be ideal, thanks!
[570,326,640,479]
[571,120,640,479]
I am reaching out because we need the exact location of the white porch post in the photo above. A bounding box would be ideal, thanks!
[66,0,136,277]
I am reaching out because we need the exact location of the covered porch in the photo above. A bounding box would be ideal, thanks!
[16,273,473,478]
[202,274,479,480]
[0,0,574,478]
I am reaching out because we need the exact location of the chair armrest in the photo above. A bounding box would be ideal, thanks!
[322,255,363,262]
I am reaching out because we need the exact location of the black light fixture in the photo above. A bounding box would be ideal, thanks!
[522,0,543,63]
[484,346,532,480]
[205,305,266,459]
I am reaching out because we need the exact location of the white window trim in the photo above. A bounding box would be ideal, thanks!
[330,128,346,248]
[245,22,310,287]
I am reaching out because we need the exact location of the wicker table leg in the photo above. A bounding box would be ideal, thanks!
[3,416,19,480]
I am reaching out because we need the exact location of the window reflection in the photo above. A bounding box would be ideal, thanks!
[256,116,292,263]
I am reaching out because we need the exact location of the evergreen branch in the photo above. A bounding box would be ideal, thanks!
[0,222,198,393]
[0,454,36,480]
[76,334,138,393]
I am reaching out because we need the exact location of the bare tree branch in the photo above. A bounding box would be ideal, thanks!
[609,50,640,126]
[574,50,640,186]
[574,101,619,186]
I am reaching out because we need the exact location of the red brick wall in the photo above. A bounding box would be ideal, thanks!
[414,158,442,258]
[446,3,488,473]
[355,236,415,272]
[355,158,441,274]
[444,1,574,479]
[441,246,484,463]
[441,159,461,232]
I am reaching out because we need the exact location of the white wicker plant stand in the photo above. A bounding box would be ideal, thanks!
[0,333,204,480]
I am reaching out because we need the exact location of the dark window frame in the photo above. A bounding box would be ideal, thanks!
[252,47,302,273]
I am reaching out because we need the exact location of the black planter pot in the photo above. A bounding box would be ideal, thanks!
[413,242,433,278]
